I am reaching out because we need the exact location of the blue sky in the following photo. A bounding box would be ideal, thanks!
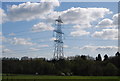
[1,0,119,59]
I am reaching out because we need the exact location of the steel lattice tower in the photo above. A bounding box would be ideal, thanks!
[53,16,64,59]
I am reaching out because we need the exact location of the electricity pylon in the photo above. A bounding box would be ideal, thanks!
[53,16,64,60]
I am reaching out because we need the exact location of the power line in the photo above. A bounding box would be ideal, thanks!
[3,35,116,47]
[3,32,53,38]
[3,46,53,54]
[2,23,100,37]
[2,45,76,54]
[3,40,53,47]
[65,38,117,41]
[3,34,117,42]
[3,30,29,36]
[2,26,71,37]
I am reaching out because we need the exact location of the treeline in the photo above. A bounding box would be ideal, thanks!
[2,52,120,76]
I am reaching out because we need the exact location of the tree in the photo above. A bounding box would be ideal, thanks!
[104,54,108,61]
[103,63,118,76]
[81,55,87,60]
[115,52,120,56]
[2,53,120,76]
[96,54,102,61]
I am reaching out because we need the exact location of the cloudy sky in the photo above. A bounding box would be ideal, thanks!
[0,0,119,59]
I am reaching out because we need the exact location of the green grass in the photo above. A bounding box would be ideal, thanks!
[2,74,120,81]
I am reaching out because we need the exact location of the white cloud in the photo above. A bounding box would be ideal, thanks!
[0,32,6,43]
[1,36,7,43]
[48,7,112,28]
[0,8,7,24]
[52,7,111,37]
[96,18,113,28]
[92,29,118,40]
[73,24,91,29]
[29,44,49,51]
[29,47,40,51]
[63,45,69,48]
[10,37,35,46]
[2,48,12,53]
[80,45,118,51]
[37,44,49,48]
[3,1,112,29]
[32,22,54,32]
[1,45,12,53]
[112,13,120,25]
[93,13,119,40]
[96,13,120,28]
[70,29,90,37]
[2,0,113,32]
[61,7,112,24]
[8,33,15,36]
[6,0,59,22]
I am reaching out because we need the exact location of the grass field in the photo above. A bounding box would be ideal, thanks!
[2,74,120,81]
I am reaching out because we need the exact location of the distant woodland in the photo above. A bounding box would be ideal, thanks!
[2,52,120,76]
